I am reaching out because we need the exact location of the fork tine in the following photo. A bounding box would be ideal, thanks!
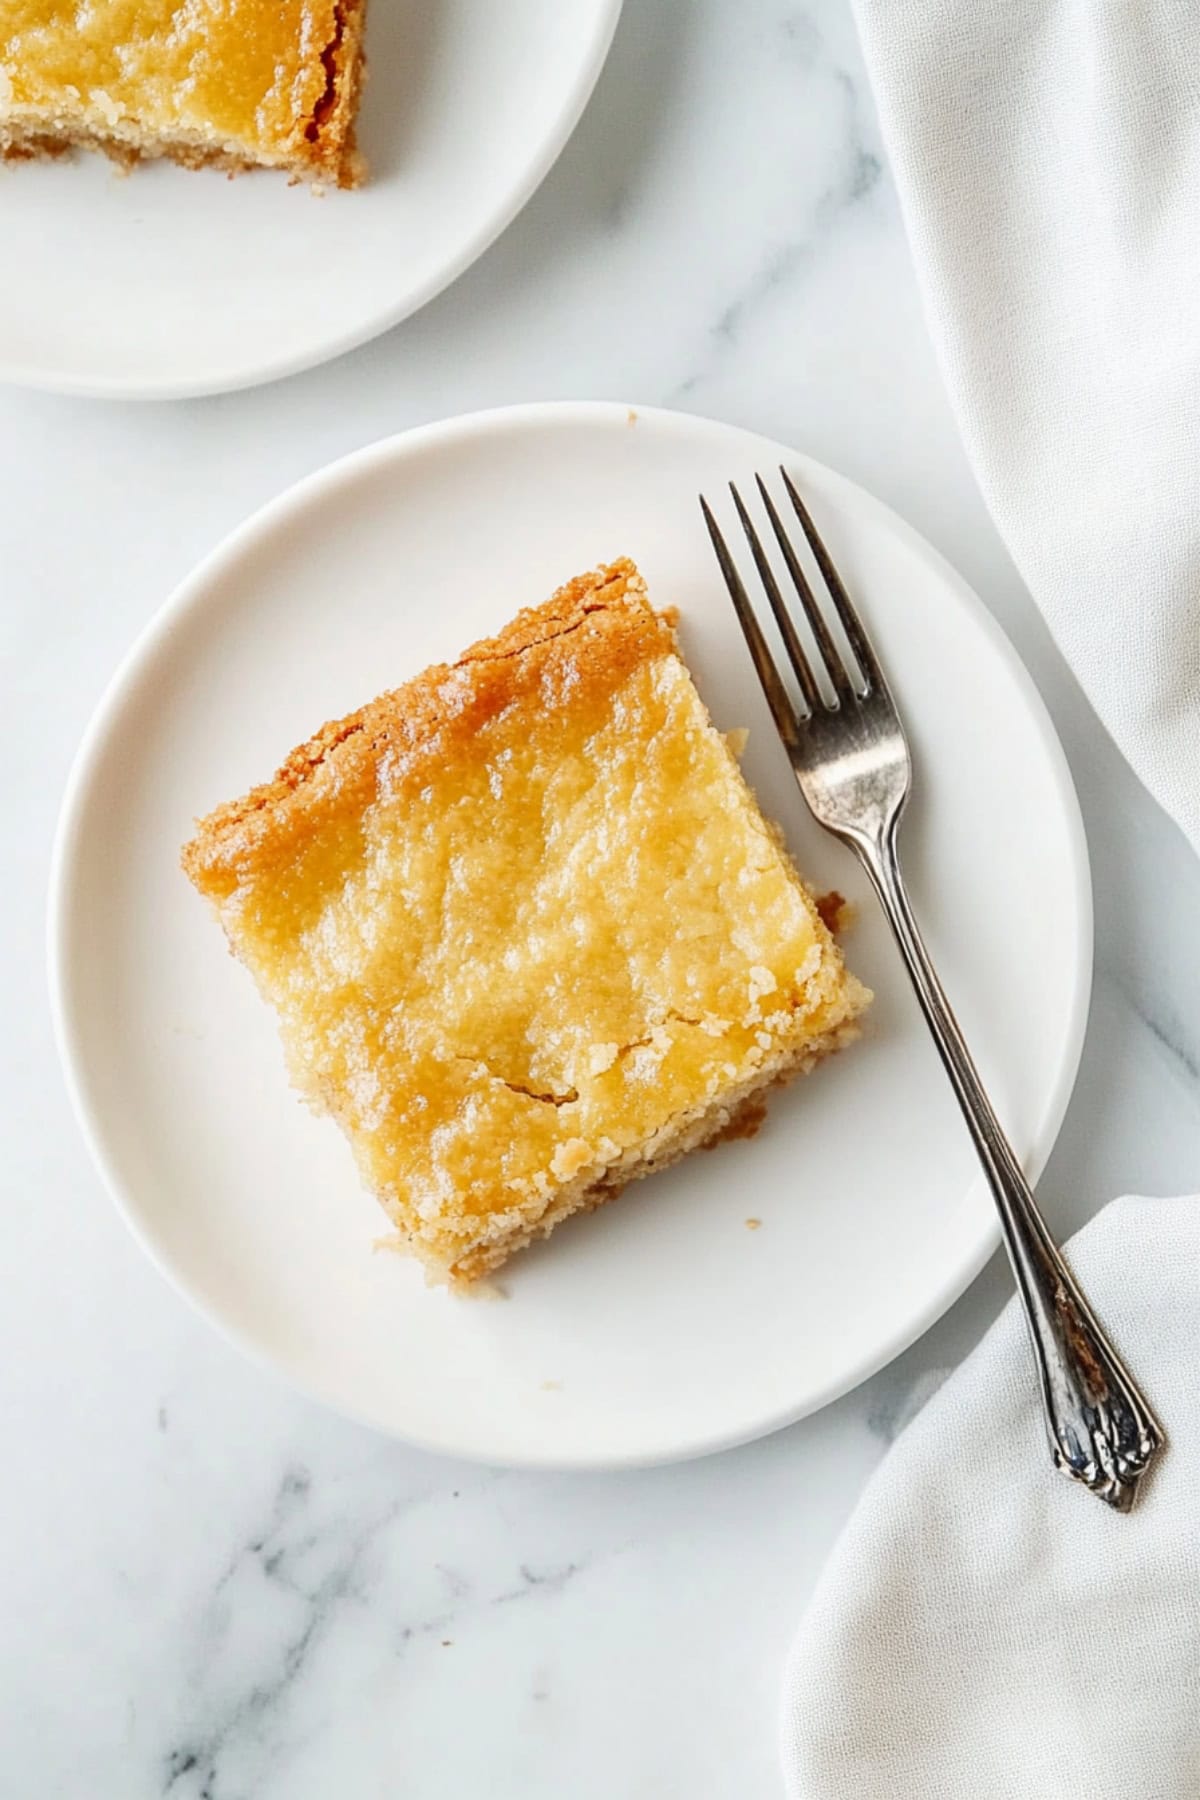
[700,496,799,748]
[755,475,855,703]
[728,482,821,715]
[778,467,883,694]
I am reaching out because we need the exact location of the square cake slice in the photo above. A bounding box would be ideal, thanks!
[182,561,870,1284]
[0,0,366,187]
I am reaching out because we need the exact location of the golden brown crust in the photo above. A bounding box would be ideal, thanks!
[182,560,676,901]
[305,0,367,187]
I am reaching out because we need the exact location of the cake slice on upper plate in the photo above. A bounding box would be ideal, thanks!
[0,0,367,187]
[182,559,870,1284]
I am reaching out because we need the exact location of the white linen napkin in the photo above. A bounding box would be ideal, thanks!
[850,0,1200,854]
[781,1195,1200,1798]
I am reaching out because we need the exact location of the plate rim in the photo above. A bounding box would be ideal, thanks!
[0,0,624,402]
[47,400,1094,1467]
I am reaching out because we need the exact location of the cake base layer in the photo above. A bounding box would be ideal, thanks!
[0,121,363,185]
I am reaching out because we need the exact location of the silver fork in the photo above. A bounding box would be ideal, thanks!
[702,469,1164,1512]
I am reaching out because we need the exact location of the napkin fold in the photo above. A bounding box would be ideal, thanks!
[781,1195,1200,1798]
[851,0,1200,853]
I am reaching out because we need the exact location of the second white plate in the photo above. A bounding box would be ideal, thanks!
[0,0,622,398]
[50,403,1091,1467]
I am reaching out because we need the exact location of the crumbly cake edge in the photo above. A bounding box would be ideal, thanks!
[312,0,367,188]
[0,0,368,187]
[404,1012,868,1287]
[181,558,674,898]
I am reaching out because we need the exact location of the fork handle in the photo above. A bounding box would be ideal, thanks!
[855,822,1164,1511]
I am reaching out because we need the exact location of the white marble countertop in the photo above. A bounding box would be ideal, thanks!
[3,3,1198,1794]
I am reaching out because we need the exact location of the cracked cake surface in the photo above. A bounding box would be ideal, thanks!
[182,560,870,1284]
[0,0,367,186]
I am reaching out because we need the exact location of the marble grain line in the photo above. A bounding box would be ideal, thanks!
[672,17,884,400]
[161,1465,411,1800]
[711,74,881,350]
[156,1467,607,1800]
[1124,986,1200,1091]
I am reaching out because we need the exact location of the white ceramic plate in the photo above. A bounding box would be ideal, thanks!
[0,1,621,399]
[50,403,1092,1468]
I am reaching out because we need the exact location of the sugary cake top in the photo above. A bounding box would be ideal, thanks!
[0,0,350,164]
[183,561,861,1279]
